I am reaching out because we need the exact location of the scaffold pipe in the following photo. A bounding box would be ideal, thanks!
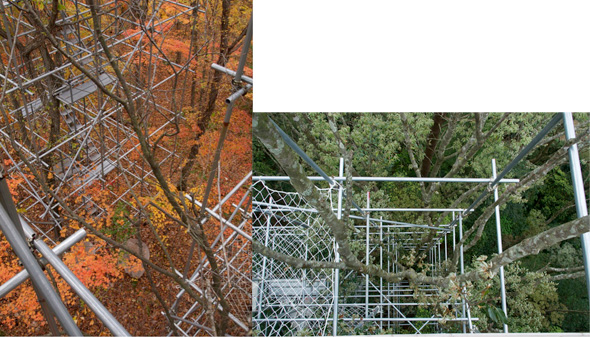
[0,202,82,336]
[20,220,130,336]
[562,112,590,310]
[0,228,86,298]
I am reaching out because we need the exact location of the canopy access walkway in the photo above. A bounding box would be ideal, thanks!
[252,113,589,336]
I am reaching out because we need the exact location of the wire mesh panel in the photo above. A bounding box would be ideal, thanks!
[252,179,472,335]
[253,180,336,336]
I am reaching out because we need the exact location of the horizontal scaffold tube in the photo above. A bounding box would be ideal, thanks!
[253,201,466,213]
[254,176,519,183]
[211,63,253,85]
[256,317,479,322]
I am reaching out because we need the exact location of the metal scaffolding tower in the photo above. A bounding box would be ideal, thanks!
[252,113,589,336]
[0,0,252,334]
[0,0,199,241]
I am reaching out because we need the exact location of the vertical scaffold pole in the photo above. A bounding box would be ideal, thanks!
[333,158,344,336]
[452,212,456,252]
[365,191,370,318]
[562,112,590,309]
[444,229,448,262]
[459,213,466,333]
[256,198,273,319]
[438,240,441,275]
[303,219,309,291]
[431,247,435,274]
[492,159,509,333]
[379,216,383,326]
[459,214,464,273]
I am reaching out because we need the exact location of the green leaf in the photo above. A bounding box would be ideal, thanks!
[494,307,508,324]
[487,306,497,323]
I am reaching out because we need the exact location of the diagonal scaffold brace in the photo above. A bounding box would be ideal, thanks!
[0,173,82,336]
[0,172,131,336]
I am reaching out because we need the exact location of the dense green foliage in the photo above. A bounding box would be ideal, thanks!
[254,112,589,332]
[470,261,565,332]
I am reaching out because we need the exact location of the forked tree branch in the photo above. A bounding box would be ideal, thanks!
[254,113,590,291]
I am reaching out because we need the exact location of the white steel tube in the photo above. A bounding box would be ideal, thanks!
[258,317,479,322]
[211,63,253,85]
[333,157,344,336]
[452,212,457,252]
[253,202,466,215]
[459,213,466,333]
[465,288,474,333]
[459,214,464,275]
[493,159,509,333]
[352,207,467,212]
[0,228,86,298]
[444,231,448,261]
[438,241,441,275]
[562,112,590,310]
[365,192,370,318]
[253,176,519,183]
[379,216,383,324]
[21,220,130,336]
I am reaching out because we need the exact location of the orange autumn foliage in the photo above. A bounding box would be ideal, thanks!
[194,108,251,200]
[0,236,121,335]
[121,20,192,66]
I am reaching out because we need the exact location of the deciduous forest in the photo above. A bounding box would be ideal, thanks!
[0,1,589,334]
[253,113,589,335]
[0,0,252,334]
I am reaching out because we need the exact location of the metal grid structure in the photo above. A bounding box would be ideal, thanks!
[169,172,253,336]
[252,113,589,336]
[253,180,338,336]
[167,17,253,336]
[252,171,503,335]
[0,0,253,334]
[0,0,199,243]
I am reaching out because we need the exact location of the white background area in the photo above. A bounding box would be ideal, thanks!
[254,1,590,112]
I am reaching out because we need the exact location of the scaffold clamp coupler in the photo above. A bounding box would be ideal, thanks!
[487,181,496,193]
[27,233,37,251]
[231,78,243,88]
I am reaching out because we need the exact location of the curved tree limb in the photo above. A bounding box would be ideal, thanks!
[255,113,590,293]
[455,215,589,285]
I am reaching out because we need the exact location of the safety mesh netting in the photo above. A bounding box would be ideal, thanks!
[252,180,337,336]
[251,179,462,335]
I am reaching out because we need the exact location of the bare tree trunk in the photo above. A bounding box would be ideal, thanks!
[420,112,445,177]
[189,0,200,107]
[203,0,230,116]
[177,0,231,191]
